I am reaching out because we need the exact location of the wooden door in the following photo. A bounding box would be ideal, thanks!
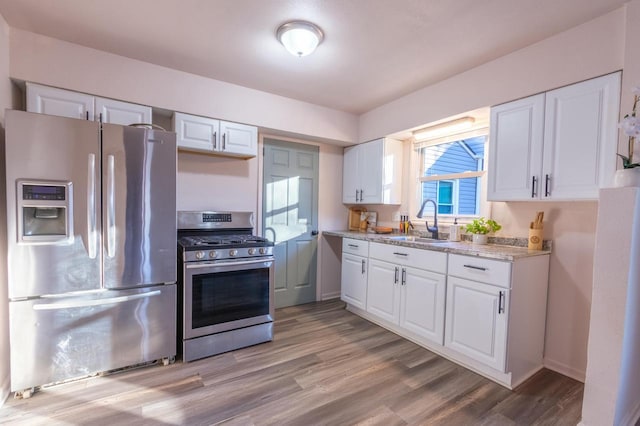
[263,139,319,308]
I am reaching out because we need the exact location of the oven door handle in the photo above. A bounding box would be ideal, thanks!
[185,257,274,270]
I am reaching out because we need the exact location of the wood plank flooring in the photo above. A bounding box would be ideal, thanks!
[0,299,584,425]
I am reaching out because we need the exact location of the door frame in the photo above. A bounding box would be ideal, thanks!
[258,133,323,303]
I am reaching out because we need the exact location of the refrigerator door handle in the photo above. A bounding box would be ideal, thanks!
[106,154,116,258]
[87,153,98,259]
[32,290,161,310]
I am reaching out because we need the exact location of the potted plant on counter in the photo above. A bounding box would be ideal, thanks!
[465,217,502,245]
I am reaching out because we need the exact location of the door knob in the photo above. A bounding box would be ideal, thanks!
[311,230,319,236]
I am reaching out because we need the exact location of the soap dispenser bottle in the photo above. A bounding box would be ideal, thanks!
[449,218,461,242]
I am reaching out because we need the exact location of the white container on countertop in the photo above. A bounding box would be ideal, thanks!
[449,218,462,241]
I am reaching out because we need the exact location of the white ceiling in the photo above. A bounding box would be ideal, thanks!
[0,0,628,115]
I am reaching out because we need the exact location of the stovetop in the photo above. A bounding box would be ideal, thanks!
[178,235,273,250]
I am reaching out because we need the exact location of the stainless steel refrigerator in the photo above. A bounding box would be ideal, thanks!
[5,110,177,394]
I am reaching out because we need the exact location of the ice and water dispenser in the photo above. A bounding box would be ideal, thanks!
[17,180,72,243]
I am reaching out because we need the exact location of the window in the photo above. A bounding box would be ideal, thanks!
[416,133,487,219]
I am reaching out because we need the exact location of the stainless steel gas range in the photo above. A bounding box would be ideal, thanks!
[177,211,274,362]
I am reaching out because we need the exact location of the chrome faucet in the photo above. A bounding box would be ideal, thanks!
[416,199,439,240]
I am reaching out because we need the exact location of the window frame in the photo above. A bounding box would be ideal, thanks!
[411,128,490,226]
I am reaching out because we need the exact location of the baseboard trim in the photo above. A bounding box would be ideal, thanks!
[543,357,586,382]
[0,375,10,408]
[321,292,340,301]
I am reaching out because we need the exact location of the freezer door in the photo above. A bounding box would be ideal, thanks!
[102,124,177,288]
[9,285,177,391]
[5,110,102,299]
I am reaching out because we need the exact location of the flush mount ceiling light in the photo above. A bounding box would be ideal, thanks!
[413,117,476,141]
[276,20,324,57]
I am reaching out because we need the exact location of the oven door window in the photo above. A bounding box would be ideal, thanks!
[191,267,270,328]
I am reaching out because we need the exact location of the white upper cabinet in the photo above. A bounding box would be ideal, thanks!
[173,112,218,152]
[173,112,257,158]
[95,97,152,125]
[488,72,621,201]
[27,83,151,125]
[342,137,403,204]
[27,83,94,121]
[219,121,258,158]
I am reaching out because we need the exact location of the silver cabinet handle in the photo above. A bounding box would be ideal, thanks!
[401,268,407,285]
[33,290,160,310]
[213,131,217,150]
[498,291,505,314]
[87,154,98,259]
[361,259,366,274]
[463,264,487,271]
[106,154,116,258]
[348,244,359,248]
[393,252,408,257]
[394,266,399,284]
[531,176,537,198]
[223,132,227,150]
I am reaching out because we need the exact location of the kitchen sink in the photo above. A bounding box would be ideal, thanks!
[386,236,448,243]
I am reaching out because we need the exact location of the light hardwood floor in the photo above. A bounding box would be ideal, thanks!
[1,299,584,425]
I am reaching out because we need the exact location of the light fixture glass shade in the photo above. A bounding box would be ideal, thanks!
[413,117,476,141]
[277,21,324,57]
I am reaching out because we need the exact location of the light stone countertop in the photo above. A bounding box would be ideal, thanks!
[322,230,551,261]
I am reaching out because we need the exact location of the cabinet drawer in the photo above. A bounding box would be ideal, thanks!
[369,242,447,274]
[343,238,369,257]
[448,254,511,288]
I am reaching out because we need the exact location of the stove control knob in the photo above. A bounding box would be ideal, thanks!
[248,248,256,255]
[209,250,217,259]
[195,251,205,260]
[229,249,238,257]
[259,247,267,255]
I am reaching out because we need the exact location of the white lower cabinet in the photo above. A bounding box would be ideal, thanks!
[340,239,369,310]
[365,243,446,346]
[444,276,508,372]
[444,253,549,388]
[341,238,550,389]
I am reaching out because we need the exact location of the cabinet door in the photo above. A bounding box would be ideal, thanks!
[445,277,509,372]
[342,145,359,203]
[542,72,621,199]
[366,258,400,324]
[360,139,384,204]
[173,112,219,153]
[219,121,257,158]
[341,253,368,309]
[400,267,446,345]
[26,83,94,121]
[487,94,545,201]
[95,97,152,125]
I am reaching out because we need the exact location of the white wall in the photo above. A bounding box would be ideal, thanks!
[8,29,358,146]
[359,7,625,142]
[0,10,11,407]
